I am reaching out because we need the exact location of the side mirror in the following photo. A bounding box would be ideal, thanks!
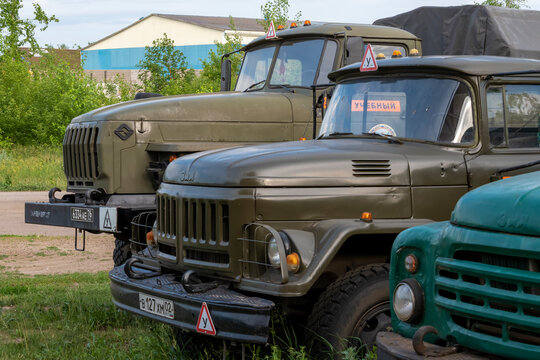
[220,58,232,91]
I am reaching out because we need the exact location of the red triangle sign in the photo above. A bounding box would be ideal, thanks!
[360,44,378,72]
[196,302,216,336]
[266,20,277,39]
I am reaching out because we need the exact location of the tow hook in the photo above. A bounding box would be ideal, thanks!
[124,258,161,279]
[412,325,459,357]
[48,187,74,203]
[181,270,219,293]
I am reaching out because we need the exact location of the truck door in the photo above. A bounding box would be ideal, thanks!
[465,82,540,188]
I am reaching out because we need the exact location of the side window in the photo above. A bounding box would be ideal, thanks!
[488,85,540,148]
[506,85,540,148]
[487,87,505,147]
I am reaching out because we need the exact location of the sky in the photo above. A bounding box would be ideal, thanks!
[19,0,540,48]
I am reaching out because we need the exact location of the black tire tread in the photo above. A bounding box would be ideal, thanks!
[113,237,132,266]
[307,263,390,349]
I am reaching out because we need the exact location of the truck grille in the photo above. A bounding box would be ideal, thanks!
[351,160,391,177]
[156,194,230,266]
[63,124,100,181]
[435,252,540,348]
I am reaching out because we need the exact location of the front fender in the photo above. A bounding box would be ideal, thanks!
[237,218,432,296]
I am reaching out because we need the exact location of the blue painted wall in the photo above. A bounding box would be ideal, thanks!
[82,44,218,70]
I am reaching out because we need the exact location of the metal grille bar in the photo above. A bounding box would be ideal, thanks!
[63,125,100,180]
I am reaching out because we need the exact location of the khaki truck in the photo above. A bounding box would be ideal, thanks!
[24,23,420,265]
[377,171,540,360]
[109,56,540,352]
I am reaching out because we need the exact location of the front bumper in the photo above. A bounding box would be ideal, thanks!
[25,202,119,233]
[376,332,488,360]
[109,265,275,344]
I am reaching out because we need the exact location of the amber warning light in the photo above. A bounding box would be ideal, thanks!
[361,212,373,222]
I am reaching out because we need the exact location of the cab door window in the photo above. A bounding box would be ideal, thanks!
[488,85,540,148]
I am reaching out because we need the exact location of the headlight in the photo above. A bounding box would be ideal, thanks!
[393,279,424,323]
[267,237,281,268]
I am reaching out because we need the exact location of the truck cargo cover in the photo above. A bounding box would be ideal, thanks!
[374,5,540,59]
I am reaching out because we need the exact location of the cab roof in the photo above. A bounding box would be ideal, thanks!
[329,55,540,82]
[244,23,420,50]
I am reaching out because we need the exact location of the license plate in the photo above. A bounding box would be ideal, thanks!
[139,293,174,319]
[70,207,94,223]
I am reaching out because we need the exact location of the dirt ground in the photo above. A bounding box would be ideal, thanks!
[0,192,115,275]
[0,234,114,275]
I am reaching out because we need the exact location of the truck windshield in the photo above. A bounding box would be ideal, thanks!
[319,77,475,145]
[236,39,330,91]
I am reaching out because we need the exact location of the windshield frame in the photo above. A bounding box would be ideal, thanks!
[319,73,478,148]
[235,37,338,92]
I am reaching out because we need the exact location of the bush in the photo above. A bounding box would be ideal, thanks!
[0,51,123,146]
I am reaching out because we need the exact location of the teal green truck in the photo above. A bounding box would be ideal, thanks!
[377,171,540,360]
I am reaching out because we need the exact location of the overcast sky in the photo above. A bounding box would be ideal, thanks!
[20,0,540,48]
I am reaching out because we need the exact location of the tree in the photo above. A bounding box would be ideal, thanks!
[200,17,244,92]
[258,0,301,31]
[475,0,528,8]
[0,0,57,56]
[137,34,195,94]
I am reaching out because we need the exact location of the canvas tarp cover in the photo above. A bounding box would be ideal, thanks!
[374,5,540,59]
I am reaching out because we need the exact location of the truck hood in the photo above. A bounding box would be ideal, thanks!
[164,139,465,188]
[451,171,540,236]
[70,91,304,123]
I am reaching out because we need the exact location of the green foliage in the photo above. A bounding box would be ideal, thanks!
[0,145,63,191]
[200,16,244,91]
[475,0,528,8]
[0,0,58,56]
[137,33,196,94]
[0,51,118,146]
[258,0,302,31]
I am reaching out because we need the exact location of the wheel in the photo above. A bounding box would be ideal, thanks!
[307,264,391,358]
[113,236,132,266]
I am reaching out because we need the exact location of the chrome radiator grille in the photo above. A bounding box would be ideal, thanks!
[63,124,100,180]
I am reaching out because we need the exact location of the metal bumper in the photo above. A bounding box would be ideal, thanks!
[109,265,275,344]
[25,202,119,233]
[376,332,488,360]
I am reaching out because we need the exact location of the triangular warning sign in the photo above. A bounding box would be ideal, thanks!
[196,302,216,336]
[360,44,378,72]
[266,20,277,39]
[103,210,112,229]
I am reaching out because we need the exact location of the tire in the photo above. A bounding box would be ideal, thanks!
[113,236,132,266]
[307,264,391,358]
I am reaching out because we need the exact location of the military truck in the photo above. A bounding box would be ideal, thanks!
[24,23,421,265]
[109,56,540,352]
[377,171,540,360]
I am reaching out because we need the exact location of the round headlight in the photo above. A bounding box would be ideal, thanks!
[393,279,424,323]
[267,237,281,268]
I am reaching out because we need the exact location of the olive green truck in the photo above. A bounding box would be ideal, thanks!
[24,22,421,265]
[109,55,540,353]
[378,171,540,360]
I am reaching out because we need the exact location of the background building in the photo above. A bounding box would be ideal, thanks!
[82,14,265,82]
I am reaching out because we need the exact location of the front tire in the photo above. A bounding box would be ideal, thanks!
[308,264,391,357]
[113,236,132,266]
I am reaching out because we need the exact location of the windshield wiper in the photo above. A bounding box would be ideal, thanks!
[323,132,354,138]
[271,84,294,93]
[361,132,403,144]
[243,79,266,92]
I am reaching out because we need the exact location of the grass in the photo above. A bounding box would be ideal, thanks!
[0,270,376,359]
[0,145,64,191]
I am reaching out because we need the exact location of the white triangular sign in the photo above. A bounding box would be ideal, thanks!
[266,20,277,39]
[360,44,378,72]
[196,302,216,335]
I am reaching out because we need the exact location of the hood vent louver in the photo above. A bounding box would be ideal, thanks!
[352,160,391,177]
